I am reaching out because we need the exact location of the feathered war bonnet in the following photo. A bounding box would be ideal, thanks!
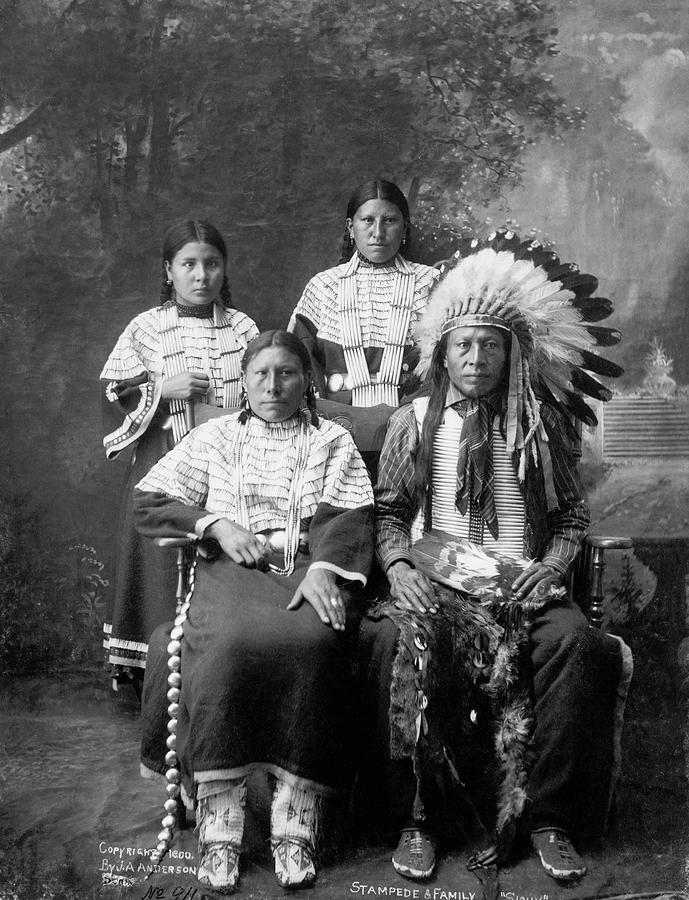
[414,228,623,478]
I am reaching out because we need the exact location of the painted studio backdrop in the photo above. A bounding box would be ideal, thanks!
[1,0,688,897]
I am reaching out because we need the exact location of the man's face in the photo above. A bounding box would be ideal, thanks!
[444,325,508,399]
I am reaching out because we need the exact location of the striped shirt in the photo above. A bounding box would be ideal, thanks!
[374,399,589,575]
[100,304,259,457]
[409,402,526,556]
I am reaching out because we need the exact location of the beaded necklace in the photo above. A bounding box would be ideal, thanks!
[232,411,311,576]
[175,300,214,318]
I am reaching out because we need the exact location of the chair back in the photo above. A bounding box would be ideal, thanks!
[189,399,395,479]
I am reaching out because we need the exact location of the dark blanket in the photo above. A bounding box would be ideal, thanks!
[141,554,364,796]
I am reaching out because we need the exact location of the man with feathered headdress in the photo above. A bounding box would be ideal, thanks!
[357,229,632,884]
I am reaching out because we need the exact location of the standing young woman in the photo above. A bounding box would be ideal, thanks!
[288,179,437,408]
[100,220,258,689]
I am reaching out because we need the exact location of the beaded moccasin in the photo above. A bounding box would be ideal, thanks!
[271,838,317,889]
[197,841,241,894]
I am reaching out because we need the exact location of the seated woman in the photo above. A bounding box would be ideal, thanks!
[288,178,437,409]
[134,330,374,893]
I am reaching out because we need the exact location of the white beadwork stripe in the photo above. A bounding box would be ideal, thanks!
[351,381,399,408]
[159,305,194,444]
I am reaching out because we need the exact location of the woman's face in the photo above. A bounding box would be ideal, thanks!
[347,198,406,264]
[243,346,308,422]
[165,241,225,306]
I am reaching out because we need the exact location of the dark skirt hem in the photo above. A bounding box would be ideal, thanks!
[140,759,342,800]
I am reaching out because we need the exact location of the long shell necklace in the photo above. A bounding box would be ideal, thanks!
[232,410,311,576]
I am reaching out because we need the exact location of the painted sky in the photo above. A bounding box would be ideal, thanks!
[493,0,689,384]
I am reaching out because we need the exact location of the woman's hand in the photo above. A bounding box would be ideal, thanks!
[511,561,564,602]
[206,519,267,569]
[287,569,346,631]
[387,561,438,615]
[161,371,210,401]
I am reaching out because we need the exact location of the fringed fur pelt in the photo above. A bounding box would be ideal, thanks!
[372,583,561,858]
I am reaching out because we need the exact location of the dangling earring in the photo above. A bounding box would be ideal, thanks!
[238,385,250,424]
[304,380,318,425]
[166,278,173,286]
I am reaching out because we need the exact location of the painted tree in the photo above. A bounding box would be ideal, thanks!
[0,0,580,286]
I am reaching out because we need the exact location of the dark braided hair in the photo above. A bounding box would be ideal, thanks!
[411,336,450,526]
[338,179,412,263]
[239,330,319,426]
[159,220,233,308]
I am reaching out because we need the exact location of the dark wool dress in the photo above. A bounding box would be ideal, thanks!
[142,554,365,795]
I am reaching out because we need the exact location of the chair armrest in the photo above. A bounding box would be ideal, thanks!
[579,534,634,628]
[154,536,195,549]
[585,535,633,552]
[154,536,195,611]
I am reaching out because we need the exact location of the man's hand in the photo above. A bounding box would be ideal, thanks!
[287,569,346,630]
[511,562,564,602]
[206,519,267,569]
[161,371,210,401]
[387,561,438,615]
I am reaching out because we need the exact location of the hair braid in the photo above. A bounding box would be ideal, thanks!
[220,275,232,309]
[339,229,356,264]
[159,265,173,307]
[304,380,319,426]
[411,337,450,523]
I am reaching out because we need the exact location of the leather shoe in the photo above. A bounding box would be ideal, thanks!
[392,828,436,880]
[531,828,587,882]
